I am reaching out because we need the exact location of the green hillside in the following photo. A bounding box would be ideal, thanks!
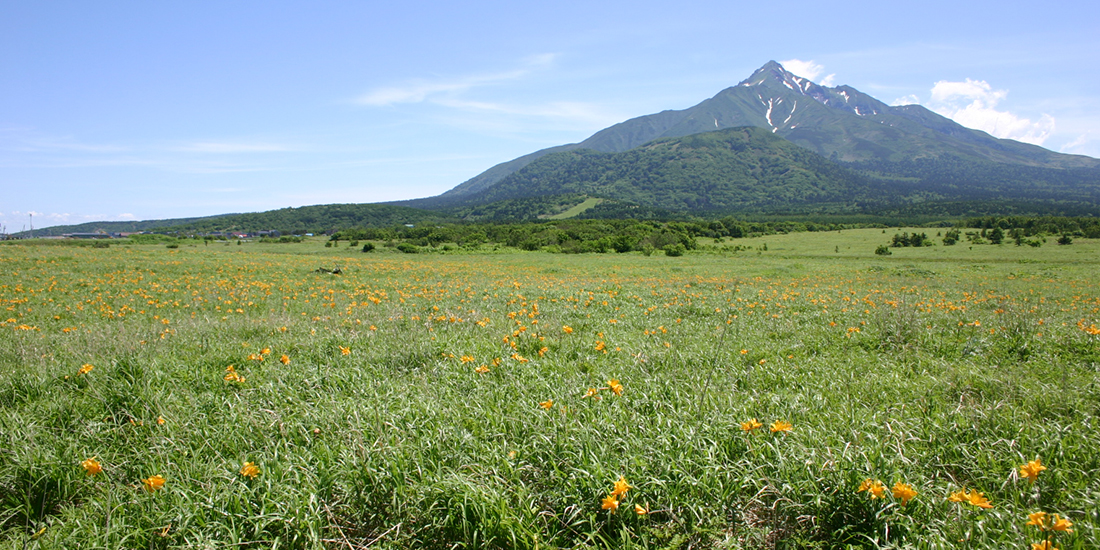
[455,127,872,212]
[434,127,1100,217]
[25,204,456,238]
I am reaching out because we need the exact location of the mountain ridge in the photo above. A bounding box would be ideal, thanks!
[394,61,1097,209]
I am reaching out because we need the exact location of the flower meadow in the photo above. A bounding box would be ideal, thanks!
[1,231,1098,549]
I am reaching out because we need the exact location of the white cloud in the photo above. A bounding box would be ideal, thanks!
[357,54,558,107]
[779,59,836,86]
[925,78,1054,145]
[431,98,621,127]
[891,94,921,106]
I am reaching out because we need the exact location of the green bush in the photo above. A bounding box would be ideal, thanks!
[663,243,685,256]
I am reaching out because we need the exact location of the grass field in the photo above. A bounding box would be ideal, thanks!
[2,230,1098,549]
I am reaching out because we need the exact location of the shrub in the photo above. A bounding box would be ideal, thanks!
[663,243,686,257]
[396,243,419,254]
[874,244,892,256]
[361,243,375,253]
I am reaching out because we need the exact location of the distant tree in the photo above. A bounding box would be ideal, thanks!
[989,227,1004,244]
[875,244,892,256]
[942,229,960,246]
[1057,234,1073,245]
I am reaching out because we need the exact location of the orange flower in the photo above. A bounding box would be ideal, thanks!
[740,418,763,432]
[224,365,245,383]
[858,479,886,499]
[279,354,290,365]
[81,457,102,476]
[142,475,166,492]
[1027,511,1049,529]
[770,420,792,433]
[601,495,619,512]
[635,504,649,515]
[539,400,553,410]
[339,346,351,356]
[1050,514,1073,532]
[157,416,165,425]
[562,325,573,334]
[239,461,260,479]
[966,490,993,509]
[582,387,601,399]
[78,363,94,375]
[474,365,490,374]
[611,476,631,498]
[606,379,623,396]
[260,347,271,355]
[891,482,917,506]
[1020,459,1046,484]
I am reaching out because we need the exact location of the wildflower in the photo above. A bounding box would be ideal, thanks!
[858,479,886,499]
[539,400,553,410]
[224,365,245,383]
[157,416,165,425]
[339,346,351,356]
[142,475,166,492]
[1020,459,1046,484]
[967,491,993,509]
[280,354,290,365]
[239,461,260,479]
[78,363,94,375]
[474,365,490,374]
[740,418,763,432]
[1030,541,1057,550]
[635,504,649,515]
[601,494,619,512]
[947,490,967,503]
[582,387,601,399]
[892,482,917,505]
[606,379,624,396]
[1027,511,1049,529]
[81,457,102,476]
[1051,514,1073,532]
[562,325,573,334]
[611,476,631,498]
[770,420,792,433]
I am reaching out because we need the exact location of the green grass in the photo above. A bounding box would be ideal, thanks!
[547,197,605,220]
[1,231,1098,549]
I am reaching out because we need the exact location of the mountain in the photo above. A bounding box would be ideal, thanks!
[397,61,1098,209]
[436,126,1100,216]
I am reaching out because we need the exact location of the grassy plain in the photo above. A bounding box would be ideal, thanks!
[1,229,1098,549]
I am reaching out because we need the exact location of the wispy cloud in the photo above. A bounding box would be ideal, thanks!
[431,98,622,127]
[779,59,836,87]
[0,128,308,172]
[173,141,296,154]
[356,54,558,106]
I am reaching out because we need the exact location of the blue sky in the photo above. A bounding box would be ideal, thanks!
[2,0,1098,230]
